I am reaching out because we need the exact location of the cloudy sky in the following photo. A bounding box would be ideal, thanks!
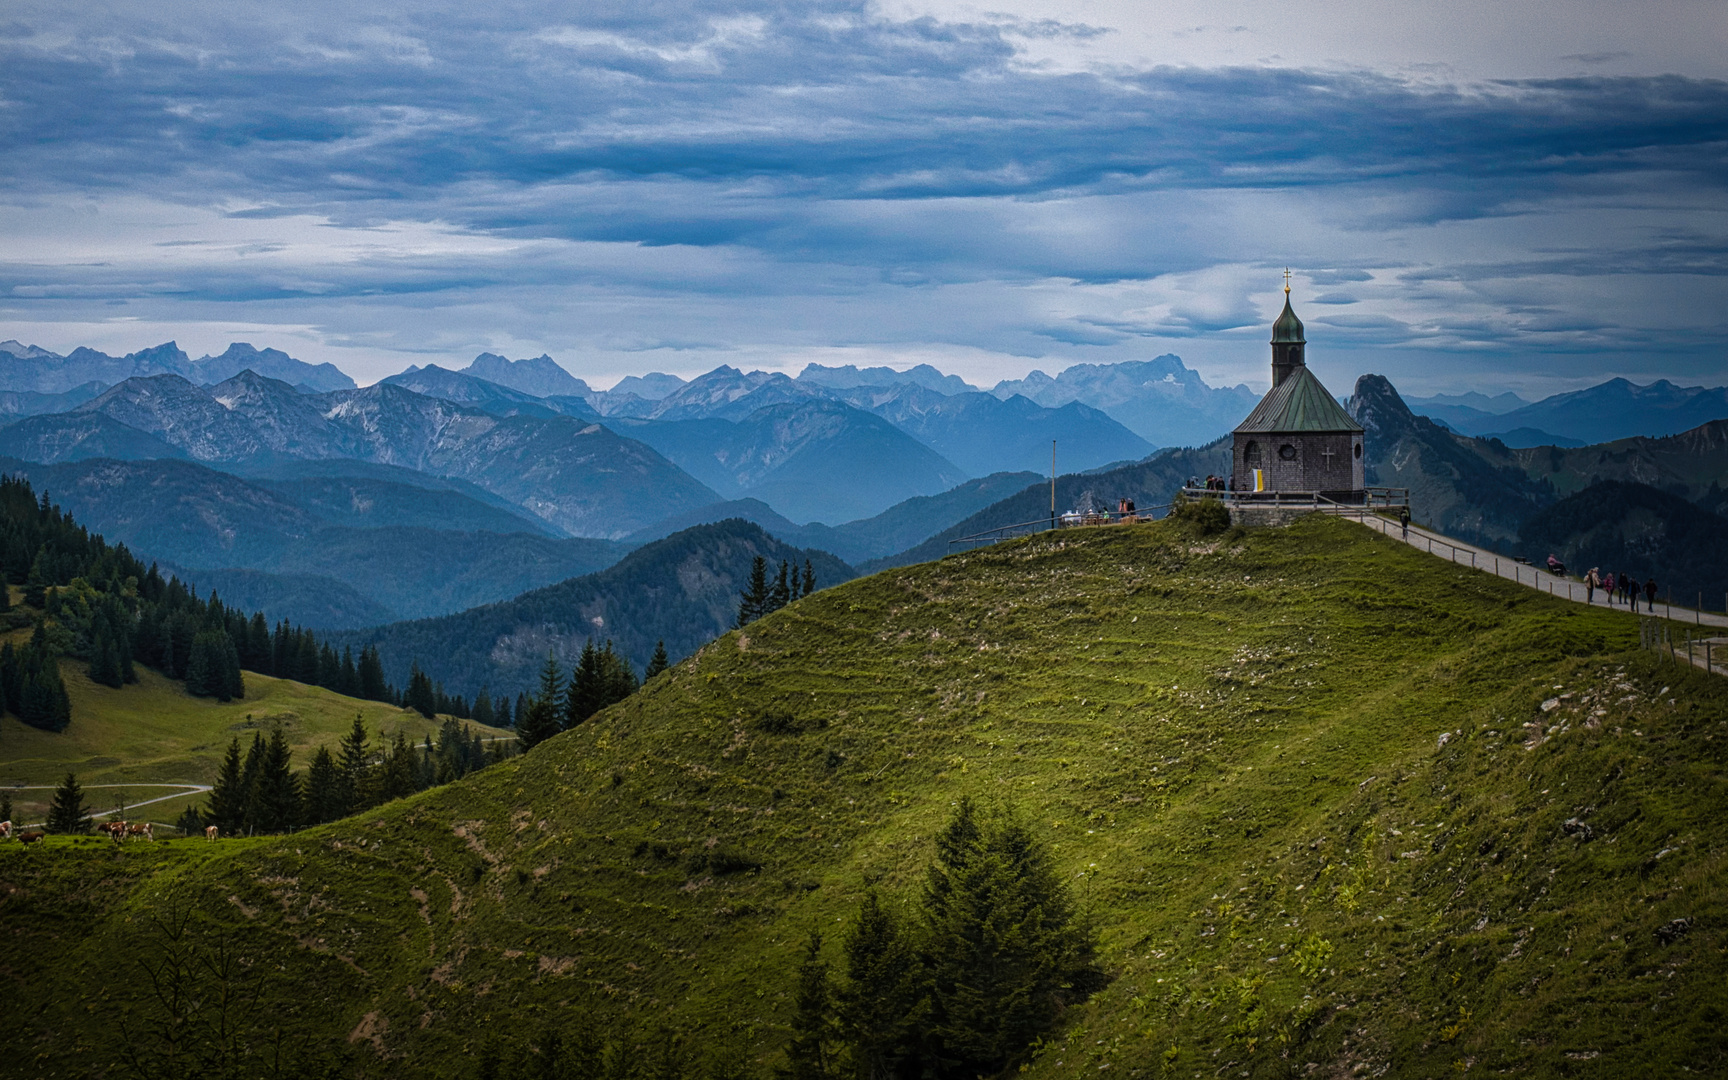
[2,0,1724,396]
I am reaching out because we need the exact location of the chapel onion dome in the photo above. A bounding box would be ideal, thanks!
[1271,291,1305,344]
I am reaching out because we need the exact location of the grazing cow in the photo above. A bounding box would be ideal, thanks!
[0,820,11,840]
[18,830,44,847]
[205,825,219,842]
[126,821,154,842]
[102,821,127,842]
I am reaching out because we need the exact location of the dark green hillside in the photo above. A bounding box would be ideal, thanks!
[1519,480,1728,608]
[4,515,1726,1079]
[327,518,855,696]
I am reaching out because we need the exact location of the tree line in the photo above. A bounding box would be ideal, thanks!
[181,715,508,837]
[737,557,816,627]
[513,638,666,751]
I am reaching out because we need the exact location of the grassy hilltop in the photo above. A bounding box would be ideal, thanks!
[3,514,1725,1078]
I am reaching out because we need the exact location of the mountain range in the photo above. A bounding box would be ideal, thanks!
[0,338,355,394]
[0,456,629,627]
[326,518,855,693]
[1407,378,1728,446]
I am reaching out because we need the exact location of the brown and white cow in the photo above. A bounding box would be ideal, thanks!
[102,821,127,842]
[126,821,153,842]
[204,825,219,842]
[18,830,45,847]
[0,820,11,841]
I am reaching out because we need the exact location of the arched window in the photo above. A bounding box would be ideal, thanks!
[1353,443,1362,460]
[1244,441,1262,467]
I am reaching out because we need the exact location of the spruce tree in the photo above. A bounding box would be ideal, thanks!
[336,715,371,816]
[840,891,927,1079]
[599,641,638,708]
[777,931,840,1080]
[0,640,17,716]
[23,547,47,608]
[359,646,388,702]
[256,726,299,833]
[0,790,10,827]
[473,688,495,727]
[518,652,564,751]
[184,631,220,699]
[802,559,815,598]
[238,731,267,835]
[769,559,791,613]
[737,556,770,628]
[88,623,124,689]
[206,737,246,835]
[303,745,339,824]
[918,799,1099,1076]
[564,640,601,729]
[220,629,245,701]
[45,771,88,834]
[406,663,437,718]
[644,640,670,681]
[339,646,360,697]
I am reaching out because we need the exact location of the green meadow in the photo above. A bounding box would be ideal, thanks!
[0,660,508,829]
[2,514,1724,1078]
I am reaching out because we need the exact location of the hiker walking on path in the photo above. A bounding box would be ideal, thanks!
[1400,508,1410,541]
[1586,568,1599,604]
[1627,573,1638,612]
[1645,576,1659,611]
[1603,571,1616,605]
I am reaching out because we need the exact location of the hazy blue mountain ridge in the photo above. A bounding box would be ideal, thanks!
[324,518,856,696]
[988,353,1258,446]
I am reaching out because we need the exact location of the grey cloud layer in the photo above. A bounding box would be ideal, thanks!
[2,0,1725,389]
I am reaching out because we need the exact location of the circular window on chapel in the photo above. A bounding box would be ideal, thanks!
[1278,444,1297,461]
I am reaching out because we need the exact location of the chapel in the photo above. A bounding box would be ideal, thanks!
[1231,279,1364,498]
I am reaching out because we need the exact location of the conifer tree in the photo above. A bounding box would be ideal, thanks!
[0,640,16,716]
[45,771,88,834]
[0,791,11,828]
[777,931,840,1080]
[88,625,123,688]
[473,688,495,727]
[840,891,926,1079]
[302,746,339,824]
[238,731,267,835]
[769,560,792,613]
[517,652,564,751]
[802,559,815,598]
[184,630,229,700]
[336,715,371,816]
[338,646,360,698]
[255,726,299,833]
[376,732,420,801]
[564,640,601,729]
[23,547,47,608]
[406,663,437,718]
[918,799,1099,1076]
[644,640,670,681]
[358,646,388,702]
[737,555,770,627]
[206,737,246,835]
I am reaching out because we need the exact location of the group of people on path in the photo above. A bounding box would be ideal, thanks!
[1584,567,1660,612]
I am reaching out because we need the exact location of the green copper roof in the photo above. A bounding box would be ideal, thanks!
[1271,294,1305,344]
[1234,365,1361,434]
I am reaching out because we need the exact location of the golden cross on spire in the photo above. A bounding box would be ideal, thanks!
[1283,267,1291,294]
